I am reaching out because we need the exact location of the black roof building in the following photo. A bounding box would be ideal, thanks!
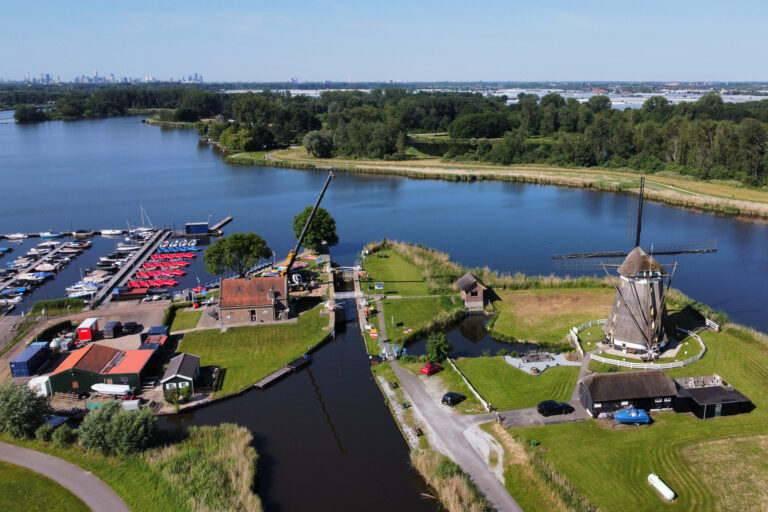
[674,374,753,419]
[579,371,677,417]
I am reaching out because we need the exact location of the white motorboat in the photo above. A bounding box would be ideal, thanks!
[100,229,123,236]
[4,233,27,241]
[91,383,130,396]
[116,242,142,251]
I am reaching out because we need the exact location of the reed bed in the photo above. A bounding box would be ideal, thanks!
[148,424,261,512]
[410,450,491,512]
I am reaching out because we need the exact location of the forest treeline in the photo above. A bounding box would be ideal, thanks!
[8,86,768,185]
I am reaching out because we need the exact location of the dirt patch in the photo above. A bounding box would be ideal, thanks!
[464,425,504,482]
[680,435,768,512]
[499,289,614,322]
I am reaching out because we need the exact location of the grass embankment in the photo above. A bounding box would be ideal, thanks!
[2,423,260,512]
[489,288,615,346]
[0,460,89,512]
[0,433,188,512]
[362,248,434,296]
[363,241,464,294]
[454,357,579,410]
[29,298,85,317]
[143,117,195,129]
[364,311,381,355]
[256,146,768,219]
[511,325,768,512]
[179,306,328,396]
[170,310,203,331]
[410,450,492,512]
[149,424,262,512]
[382,296,463,345]
[225,150,272,165]
[482,423,574,512]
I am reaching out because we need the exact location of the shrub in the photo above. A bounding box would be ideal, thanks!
[80,401,158,455]
[496,349,509,357]
[35,424,54,442]
[0,382,51,438]
[510,350,520,358]
[52,425,78,447]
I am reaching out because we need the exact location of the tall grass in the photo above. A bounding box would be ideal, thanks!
[410,450,491,512]
[365,240,464,293]
[148,423,261,512]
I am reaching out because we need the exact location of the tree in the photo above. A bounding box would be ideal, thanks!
[204,232,272,277]
[303,130,334,158]
[0,382,50,438]
[426,332,453,363]
[108,408,158,456]
[79,401,120,454]
[292,207,339,252]
[586,95,612,113]
[14,105,47,123]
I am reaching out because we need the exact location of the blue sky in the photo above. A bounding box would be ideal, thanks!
[3,0,767,82]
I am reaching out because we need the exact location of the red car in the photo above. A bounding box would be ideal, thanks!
[420,363,443,376]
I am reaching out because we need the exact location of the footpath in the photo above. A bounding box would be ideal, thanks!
[0,442,130,512]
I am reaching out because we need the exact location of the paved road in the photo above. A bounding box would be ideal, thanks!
[391,362,523,512]
[0,442,130,512]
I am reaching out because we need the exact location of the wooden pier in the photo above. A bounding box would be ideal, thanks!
[254,356,311,389]
[210,216,233,231]
[91,229,170,307]
[0,241,89,293]
[0,230,128,241]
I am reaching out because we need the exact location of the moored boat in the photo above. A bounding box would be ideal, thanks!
[614,407,650,425]
[4,233,27,241]
[39,231,64,238]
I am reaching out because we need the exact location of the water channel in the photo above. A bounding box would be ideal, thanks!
[3,115,768,510]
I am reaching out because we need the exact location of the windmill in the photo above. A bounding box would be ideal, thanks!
[552,177,717,359]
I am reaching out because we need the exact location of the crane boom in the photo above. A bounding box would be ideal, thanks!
[280,171,334,276]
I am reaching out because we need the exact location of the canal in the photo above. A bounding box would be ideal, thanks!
[3,116,768,510]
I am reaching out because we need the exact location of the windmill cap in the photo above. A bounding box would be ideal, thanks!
[617,247,665,277]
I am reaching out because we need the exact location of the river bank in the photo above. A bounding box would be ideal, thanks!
[225,146,768,220]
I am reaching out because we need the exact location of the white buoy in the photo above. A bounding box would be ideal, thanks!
[648,473,676,500]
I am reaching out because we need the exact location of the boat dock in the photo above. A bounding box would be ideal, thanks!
[211,216,233,231]
[254,356,311,389]
[0,241,88,294]
[91,229,170,306]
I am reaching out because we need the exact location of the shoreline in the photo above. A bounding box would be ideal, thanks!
[223,148,768,222]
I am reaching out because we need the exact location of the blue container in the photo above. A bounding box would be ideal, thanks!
[185,222,209,235]
[10,342,50,378]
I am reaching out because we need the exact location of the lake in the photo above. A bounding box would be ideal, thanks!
[2,116,768,511]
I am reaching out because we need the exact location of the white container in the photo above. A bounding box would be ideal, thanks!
[648,473,675,500]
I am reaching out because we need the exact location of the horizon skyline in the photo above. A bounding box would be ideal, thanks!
[4,1,768,82]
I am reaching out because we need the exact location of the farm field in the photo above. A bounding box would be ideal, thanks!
[490,288,615,345]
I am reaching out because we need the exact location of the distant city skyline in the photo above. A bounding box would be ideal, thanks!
[3,1,768,82]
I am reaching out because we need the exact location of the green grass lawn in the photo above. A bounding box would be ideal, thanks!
[491,289,614,345]
[362,249,432,296]
[365,313,381,356]
[0,434,188,512]
[578,325,606,352]
[0,460,89,512]
[179,306,328,396]
[454,357,579,410]
[170,310,202,331]
[511,326,768,512]
[381,296,461,344]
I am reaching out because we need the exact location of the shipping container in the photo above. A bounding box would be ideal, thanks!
[77,317,99,342]
[10,342,50,378]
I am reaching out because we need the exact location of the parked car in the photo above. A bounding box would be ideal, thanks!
[537,400,575,417]
[441,392,466,406]
[103,321,123,339]
[420,363,443,376]
[123,321,138,334]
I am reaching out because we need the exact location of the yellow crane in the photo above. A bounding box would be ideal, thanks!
[280,171,334,280]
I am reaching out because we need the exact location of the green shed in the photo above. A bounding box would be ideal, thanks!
[161,353,200,394]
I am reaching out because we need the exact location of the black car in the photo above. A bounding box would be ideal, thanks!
[442,392,466,406]
[123,321,138,334]
[536,400,574,417]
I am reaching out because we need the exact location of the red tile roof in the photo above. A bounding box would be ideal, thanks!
[220,277,288,308]
[53,344,119,375]
[53,344,152,376]
[108,350,153,374]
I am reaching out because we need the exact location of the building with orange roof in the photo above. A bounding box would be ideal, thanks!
[49,344,155,394]
[219,276,289,324]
